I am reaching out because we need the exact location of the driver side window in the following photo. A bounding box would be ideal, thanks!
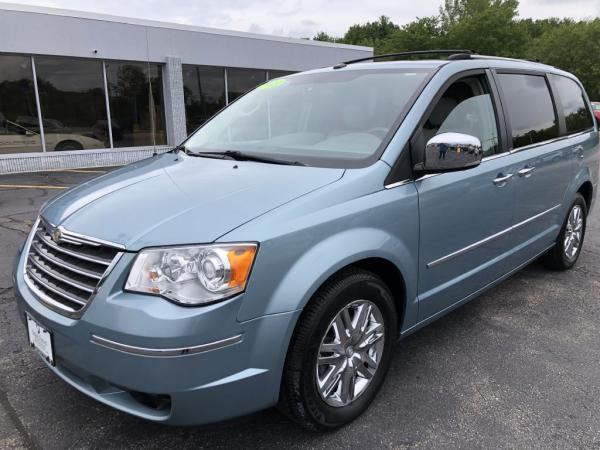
[421,75,500,158]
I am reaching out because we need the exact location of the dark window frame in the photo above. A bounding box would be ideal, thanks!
[547,74,596,137]
[492,68,562,151]
[182,64,227,135]
[226,67,268,104]
[0,53,43,153]
[385,68,507,186]
[34,54,109,151]
[104,59,167,148]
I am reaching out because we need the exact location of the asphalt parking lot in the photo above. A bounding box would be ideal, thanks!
[1,168,600,449]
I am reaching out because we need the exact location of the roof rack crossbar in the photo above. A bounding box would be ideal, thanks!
[340,49,473,66]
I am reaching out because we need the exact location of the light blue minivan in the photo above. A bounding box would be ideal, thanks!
[14,51,599,430]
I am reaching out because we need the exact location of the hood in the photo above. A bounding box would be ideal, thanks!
[42,153,344,250]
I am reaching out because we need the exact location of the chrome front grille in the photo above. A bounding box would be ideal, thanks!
[24,222,122,316]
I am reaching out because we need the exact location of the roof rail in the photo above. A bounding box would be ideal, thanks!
[335,50,473,68]
[468,54,545,65]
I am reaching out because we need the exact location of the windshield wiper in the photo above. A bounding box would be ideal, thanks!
[184,149,237,160]
[189,150,306,166]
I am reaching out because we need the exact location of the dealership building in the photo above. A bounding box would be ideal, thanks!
[0,3,371,173]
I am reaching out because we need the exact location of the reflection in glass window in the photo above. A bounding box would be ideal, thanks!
[268,70,295,80]
[35,56,108,151]
[105,61,166,148]
[227,68,266,103]
[0,54,42,154]
[420,76,499,157]
[498,74,559,149]
[550,75,594,134]
[186,69,431,167]
[182,65,225,134]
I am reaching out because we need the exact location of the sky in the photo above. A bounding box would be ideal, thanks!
[4,0,599,38]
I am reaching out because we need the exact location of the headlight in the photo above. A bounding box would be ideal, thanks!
[124,243,257,305]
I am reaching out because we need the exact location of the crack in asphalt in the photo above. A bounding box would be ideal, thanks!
[0,218,29,236]
[0,287,13,296]
[0,386,41,450]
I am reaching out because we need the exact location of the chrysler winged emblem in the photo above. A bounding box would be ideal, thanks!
[51,227,62,244]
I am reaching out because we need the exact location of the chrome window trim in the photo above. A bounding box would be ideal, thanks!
[508,125,594,154]
[384,179,413,189]
[427,204,561,268]
[90,333,244,357]
[509,135,570,154]
[383,126,595,190]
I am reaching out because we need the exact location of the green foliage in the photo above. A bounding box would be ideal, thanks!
[313,31,340,43]
[343,15,400,49]
[528,19,600,99]
[378,17,443,54]
[312,0,600,100]
[441,0,526,56]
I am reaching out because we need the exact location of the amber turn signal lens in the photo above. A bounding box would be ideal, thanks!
[227,246,257,288]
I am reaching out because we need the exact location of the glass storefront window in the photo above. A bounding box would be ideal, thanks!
[0,54,42,154]
[35,56,108,151]
[268,70,295,79]
[182,65,226,134]
[227,68,266,103]
[105,61,167,148]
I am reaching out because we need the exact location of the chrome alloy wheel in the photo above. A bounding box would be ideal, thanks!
[315,300,385,407]
[564,205,584,260]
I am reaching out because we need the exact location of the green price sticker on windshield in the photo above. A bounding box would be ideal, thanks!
[259,78,287,90]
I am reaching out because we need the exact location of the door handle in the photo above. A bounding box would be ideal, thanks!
[518,166,536,178]
[493,173,513,187]
[573,145,584,159]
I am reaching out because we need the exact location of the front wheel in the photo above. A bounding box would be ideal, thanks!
[279,268,397,431]
[542,193,587,270]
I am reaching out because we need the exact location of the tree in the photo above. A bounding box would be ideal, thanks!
[529,19,600,99]
[441,0,525,55]
[311,0,599,98]
[313,31,340,43]
[379,17,444,54]
[343,16,399,50]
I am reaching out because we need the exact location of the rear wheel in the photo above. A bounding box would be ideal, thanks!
[542,193,587,270]
[279,268,397,431]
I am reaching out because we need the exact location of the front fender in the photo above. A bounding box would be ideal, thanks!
[253,228,417,329]
[229,177,420,331]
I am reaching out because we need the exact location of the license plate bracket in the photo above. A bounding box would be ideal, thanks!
[26,313,54,365]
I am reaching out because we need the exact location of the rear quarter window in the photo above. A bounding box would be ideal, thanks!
[497,73,559,149]
[550,74,595,134]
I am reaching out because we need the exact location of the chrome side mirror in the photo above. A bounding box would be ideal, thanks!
[421,132,483,172]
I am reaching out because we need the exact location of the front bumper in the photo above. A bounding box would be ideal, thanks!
[13,241,300,426]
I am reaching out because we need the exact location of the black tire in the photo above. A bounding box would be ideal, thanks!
[279,268,398,431]
[55,140,83,151]
[542,193,587,270]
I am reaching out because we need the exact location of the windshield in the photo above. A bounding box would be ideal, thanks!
[184,69,432,167]
[593,104,600,111]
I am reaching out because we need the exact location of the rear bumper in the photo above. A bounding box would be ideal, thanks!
[13,244,300,426]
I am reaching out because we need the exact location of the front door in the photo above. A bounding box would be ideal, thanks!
[415,72,515,321]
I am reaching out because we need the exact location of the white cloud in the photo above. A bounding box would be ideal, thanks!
[4,0,599,38]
